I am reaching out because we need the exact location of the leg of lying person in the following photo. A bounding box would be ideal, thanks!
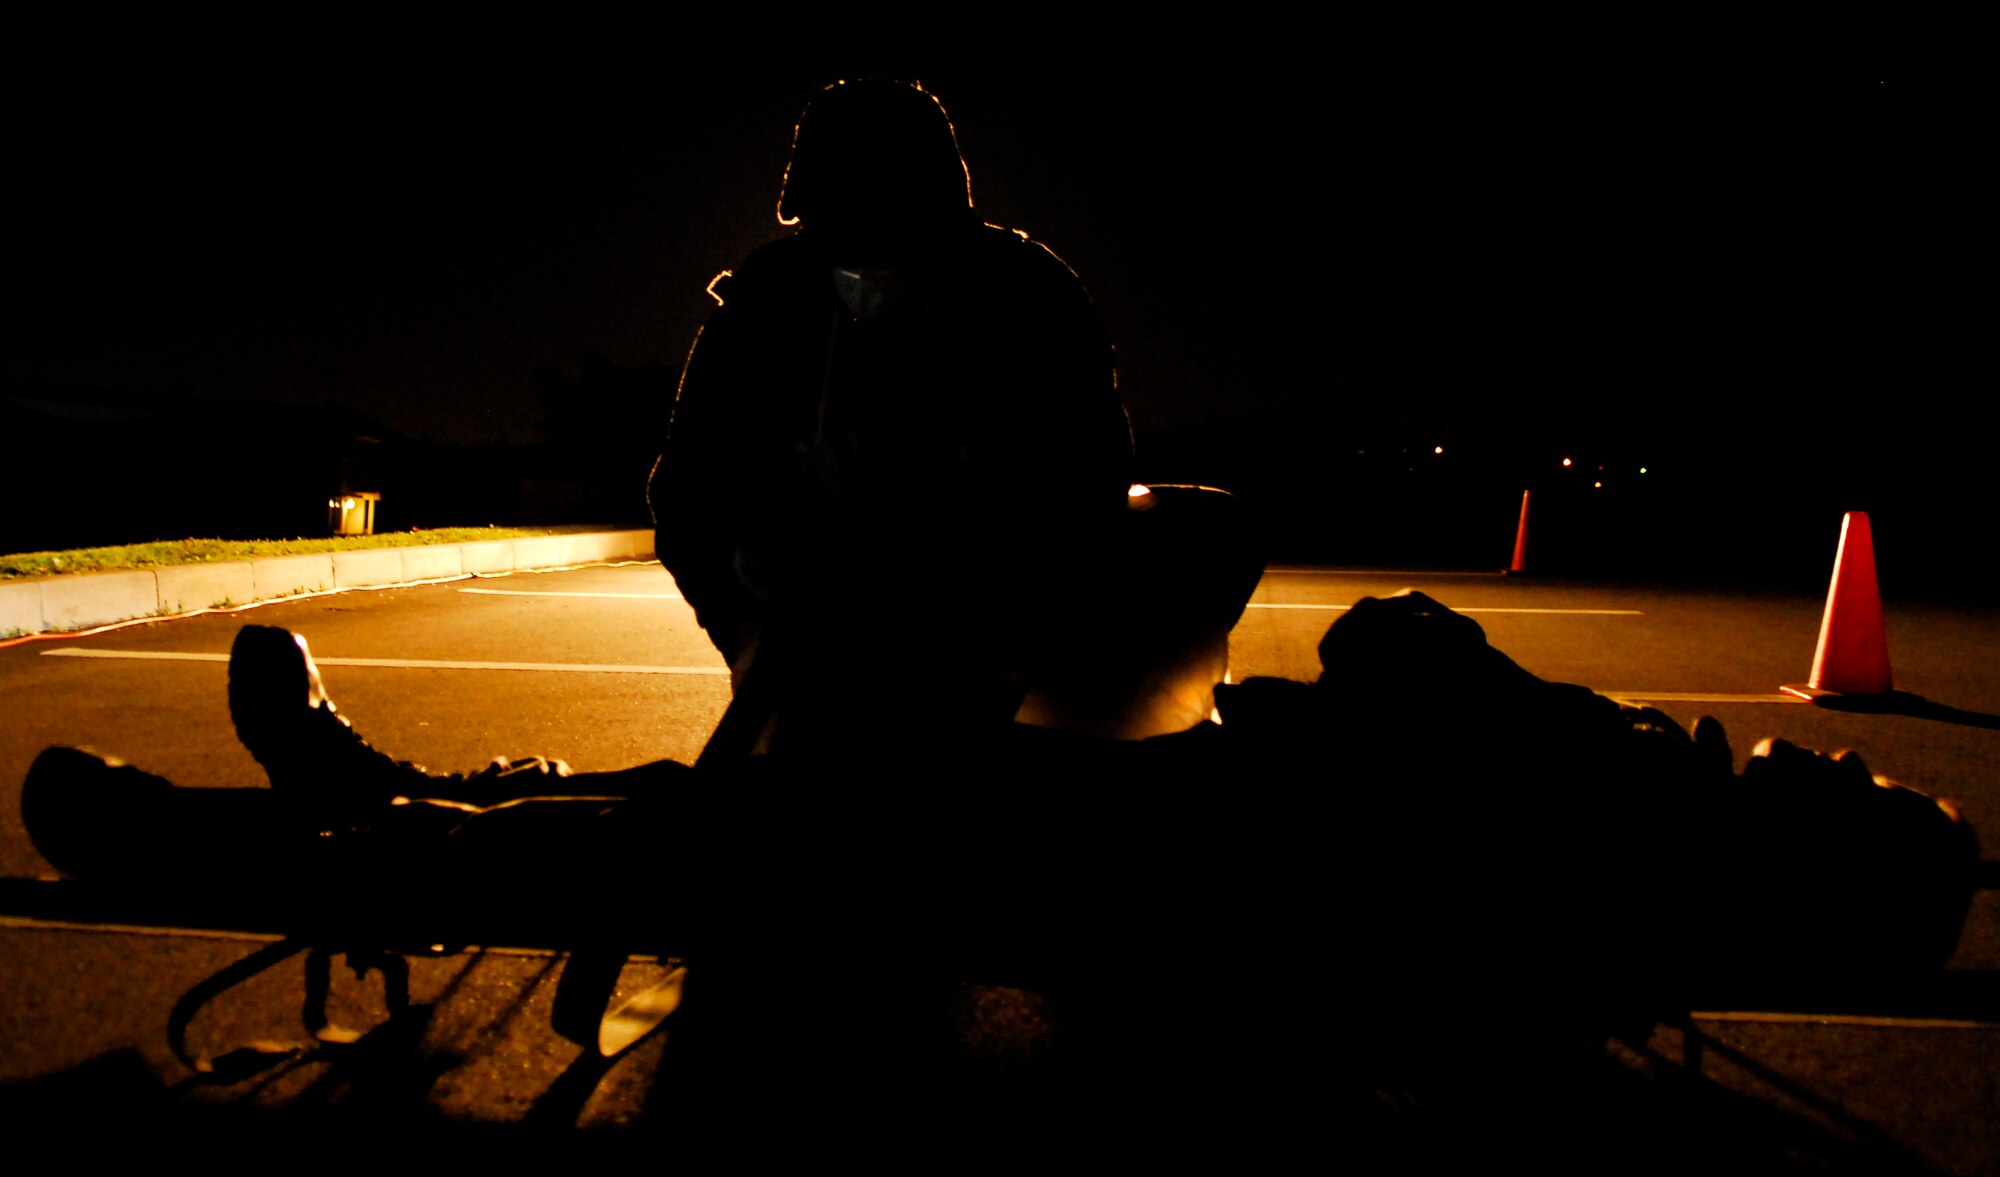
[21,746,321,885]
[16,744,693,945]
[225,625,692,826]
[32,623,1032,958]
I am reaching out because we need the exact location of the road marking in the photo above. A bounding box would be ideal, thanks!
[0,914,289,944]
[42,649,729,675]
[1247,604,1643,615]
[1267,567,1507,578]
[1605,692,1806,705]
[1246,604,1352,610]
[459,589,684,600]
[37,651,1800,702]
[0,914,658,959]
[1692,1009,1998,1030]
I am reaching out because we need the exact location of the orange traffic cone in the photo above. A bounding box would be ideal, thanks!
[1505,489,1532,575]
[1782,511,1892,700]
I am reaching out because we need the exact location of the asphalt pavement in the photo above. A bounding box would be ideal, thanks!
[2,560,1996,1167]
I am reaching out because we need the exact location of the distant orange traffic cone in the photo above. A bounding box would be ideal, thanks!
[1782,511,1892,700]
[1505,489,1532,575]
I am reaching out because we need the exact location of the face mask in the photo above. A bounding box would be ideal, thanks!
[831,266,915,320]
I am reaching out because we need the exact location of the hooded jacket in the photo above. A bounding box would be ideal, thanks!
[651,81,1132,670]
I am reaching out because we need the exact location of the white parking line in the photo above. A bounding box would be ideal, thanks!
[40,650,1799,703]
[41,649,728,675]
[39,649,1795,705]
[0,914,288,943]
[1692,1009,1996,1030]
[1606,692,1806,705]
[1247,604,1643,615]
[1267,568,1508,578]
[459,589,684,599]
[0,914,658,959]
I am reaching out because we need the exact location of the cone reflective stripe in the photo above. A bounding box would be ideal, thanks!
[1506,489,1531,575]
[1799,511,1893,696]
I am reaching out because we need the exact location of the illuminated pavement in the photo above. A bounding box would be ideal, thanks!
[1,560,1996,1166]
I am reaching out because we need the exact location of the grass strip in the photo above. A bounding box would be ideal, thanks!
[1,525,630,581]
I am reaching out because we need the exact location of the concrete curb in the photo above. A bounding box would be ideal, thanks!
[1,529,655,638]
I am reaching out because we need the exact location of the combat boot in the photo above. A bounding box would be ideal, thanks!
[228,626,581,826]
[227,625,444,830]
[21,745,318,883]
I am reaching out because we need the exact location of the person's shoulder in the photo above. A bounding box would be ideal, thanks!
[965,222,1086,283]
[739,232,814,269]
[951,223,1101,322]
[705,233,817,306]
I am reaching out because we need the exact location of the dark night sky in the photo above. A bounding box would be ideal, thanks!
[2,31,1972,576]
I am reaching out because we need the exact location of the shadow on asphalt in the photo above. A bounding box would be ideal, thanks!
[1816,691,2000,731]
[0,896,1984,1173]
[0,1024,1958,1172]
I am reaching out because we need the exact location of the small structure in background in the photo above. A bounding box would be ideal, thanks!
[1,387,404,553]
[327,491,381,536]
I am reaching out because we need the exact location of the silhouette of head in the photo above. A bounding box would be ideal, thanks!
[777,79,974,259]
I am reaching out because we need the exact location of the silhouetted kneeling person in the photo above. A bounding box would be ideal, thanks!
[649,79,1133,762]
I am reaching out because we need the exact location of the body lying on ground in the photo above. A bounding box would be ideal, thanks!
[21,576,1981,1150]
